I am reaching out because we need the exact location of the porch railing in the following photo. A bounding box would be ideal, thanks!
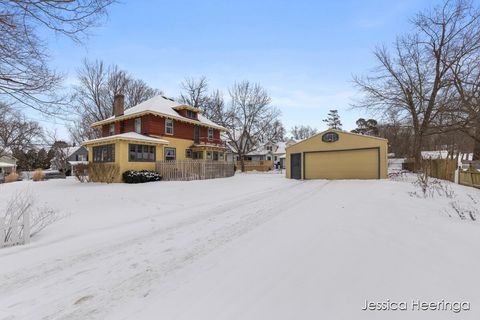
[156,160,234,181]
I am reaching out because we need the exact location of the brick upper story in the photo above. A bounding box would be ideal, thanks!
[101,114,222,145]
[91,95,227,147]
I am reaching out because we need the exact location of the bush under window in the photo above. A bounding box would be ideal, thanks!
[123,170,162,183]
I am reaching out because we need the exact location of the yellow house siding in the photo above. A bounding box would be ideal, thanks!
[156,136,194,160]
[86,139,166,182]
[286,130,388,180]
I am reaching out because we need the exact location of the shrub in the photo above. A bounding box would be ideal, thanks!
[123,170,162,184]
[32,169,45,181]
[5,172,19,183]
[74,163,90,183]
[88,163,119,183]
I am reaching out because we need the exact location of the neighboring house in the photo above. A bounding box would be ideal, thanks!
[82,94,228,182]
[50,146,89,175]
[421,150,477,170]
[286,129,388,180]
[230,139,297,169]
[0,154,17,182]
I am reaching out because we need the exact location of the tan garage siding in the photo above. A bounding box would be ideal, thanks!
[304,148,379,179]
[286,130,388,180]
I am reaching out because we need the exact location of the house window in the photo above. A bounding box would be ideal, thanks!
[185,149,193,158]
[109,123,115,135]
[134,118,142,133]
[266,145,272,151]
[267,156,272,161]
[186,110,197,119]
[218,152,224,160]
[165,148,176,161]
[208,128,214,140]
[212,151,219,161]
[165,119,174,135]
[129,144,155,162]
[93,144,115,163]
[77,154,86,161]
[193,151,203,159]
[207,151,212,160]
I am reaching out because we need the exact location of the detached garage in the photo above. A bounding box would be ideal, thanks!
[286,130,388,180]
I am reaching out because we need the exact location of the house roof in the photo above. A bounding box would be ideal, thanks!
[82,132,169,146]
[91,95,227,131]
[0,162,16,168]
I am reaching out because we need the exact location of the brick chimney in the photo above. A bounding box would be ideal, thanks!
[113,94,125,117]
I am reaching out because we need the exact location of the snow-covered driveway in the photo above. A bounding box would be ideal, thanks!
[1,174,480,320]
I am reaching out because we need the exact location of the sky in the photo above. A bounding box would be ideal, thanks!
[33,0,439,141]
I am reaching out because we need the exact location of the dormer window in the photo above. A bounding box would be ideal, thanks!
[134,118,142,133]
[165,119,174,135]
[186,110,197,119]
[207,128,214,140]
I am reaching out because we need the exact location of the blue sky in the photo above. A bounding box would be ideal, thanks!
[38,0,437,140]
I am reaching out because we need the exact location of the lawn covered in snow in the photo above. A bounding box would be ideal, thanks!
[1,173,480,320]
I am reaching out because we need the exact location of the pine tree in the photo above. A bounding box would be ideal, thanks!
[323,109,342,130]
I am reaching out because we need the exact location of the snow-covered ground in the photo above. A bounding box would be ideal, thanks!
[1,174,480,320]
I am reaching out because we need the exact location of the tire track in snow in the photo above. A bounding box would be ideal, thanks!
[0,180,330,320]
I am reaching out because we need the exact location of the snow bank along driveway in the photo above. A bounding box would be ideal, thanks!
[1,174,480,320]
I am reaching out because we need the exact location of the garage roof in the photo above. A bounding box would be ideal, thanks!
[286,129,387,149]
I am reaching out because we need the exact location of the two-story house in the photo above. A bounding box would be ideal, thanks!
[82,94,227,181]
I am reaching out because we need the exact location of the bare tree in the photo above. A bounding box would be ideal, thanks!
[214,81,281,172]
[69,59,162,144]
[290,125,318,140]
[0,102,43,158]
[0,0,115,114]
[354,0,480,168]
[179,76,209,109]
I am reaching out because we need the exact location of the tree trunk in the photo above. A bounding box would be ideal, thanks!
[412,132,424,172]
[238,153,246,172]
[473,117,480,161]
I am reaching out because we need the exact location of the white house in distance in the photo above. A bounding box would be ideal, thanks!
[0,154,17,182]
[228,139,297,169]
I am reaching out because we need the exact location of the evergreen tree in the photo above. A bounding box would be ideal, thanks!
[351,118,379,136]
[323,109,342,130]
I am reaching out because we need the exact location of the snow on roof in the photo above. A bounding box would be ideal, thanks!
[92,95,227,131]
[82,132,169,145]
[0,161,15,168]
[421,150,450,159]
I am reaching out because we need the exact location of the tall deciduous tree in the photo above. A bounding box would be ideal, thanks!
[354,0,480,167]
[0,0,115,114]
[0,102,43,158]
[69,59,162,144]
[290,125,318,140]
[212,81,281,171]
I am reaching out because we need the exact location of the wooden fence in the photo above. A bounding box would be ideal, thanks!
[0,211,30,248]
[156,160,235,181]
[423,158,457,182]
[236,160,273,172]
[459,166,480,189]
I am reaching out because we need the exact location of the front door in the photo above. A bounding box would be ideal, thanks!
[290,153,301,179]
[194,125,200,144]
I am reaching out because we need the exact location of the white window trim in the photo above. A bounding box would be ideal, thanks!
[134,118,142,134]
[165,119,174,135]
[109,123,115,135]
[207,128,214,140]
[164,147,176,160]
